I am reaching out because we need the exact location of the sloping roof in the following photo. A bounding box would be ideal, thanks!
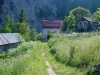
[82,17,96,22]
[42,20,62,28]
[0,33,24,45]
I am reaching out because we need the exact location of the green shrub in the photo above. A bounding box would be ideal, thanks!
[50,48,56,54]
[37,33,42,41]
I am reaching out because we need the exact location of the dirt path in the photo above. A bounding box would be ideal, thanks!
[42,43,56,75]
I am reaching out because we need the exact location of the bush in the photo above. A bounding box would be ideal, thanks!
[0,42,35,59]
[37,33,42,41]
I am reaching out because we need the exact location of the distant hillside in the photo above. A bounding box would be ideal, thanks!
[52,0,100,18]
[0,0,100,32]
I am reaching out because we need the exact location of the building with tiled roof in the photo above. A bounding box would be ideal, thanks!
[42,20,62,42]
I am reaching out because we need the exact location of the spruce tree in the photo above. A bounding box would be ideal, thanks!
[19,7,26,23]
[16,7,30,41]
[1,15,15,33]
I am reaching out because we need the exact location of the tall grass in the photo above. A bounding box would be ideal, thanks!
[0,41,48,75]
[48,32,100,74]
[44,43,84,75]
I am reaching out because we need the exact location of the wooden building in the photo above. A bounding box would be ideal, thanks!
[0,33,24,53]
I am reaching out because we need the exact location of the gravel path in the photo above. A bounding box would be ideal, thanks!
[42,43,56,75]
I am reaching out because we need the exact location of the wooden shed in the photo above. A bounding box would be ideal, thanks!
[0,33,24,53]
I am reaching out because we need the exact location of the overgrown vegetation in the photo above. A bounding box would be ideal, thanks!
[48,32,100,74]
[44,43,84,75]
[0,41,48,75]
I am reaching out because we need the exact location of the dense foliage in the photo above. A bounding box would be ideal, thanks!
[92,8,100,24]
[61,13,76,32]
[70,7,91,22]
[48,32,100,74]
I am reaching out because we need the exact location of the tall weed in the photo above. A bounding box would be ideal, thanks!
[0,41,46,75]
[48,32,100,73]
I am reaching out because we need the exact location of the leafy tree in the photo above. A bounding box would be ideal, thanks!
[92,8,100,24]
[70,7,91,22]
[61,14,76,32]
[61,18,68,32]
[30,28,37,41]
[67,14,76,31]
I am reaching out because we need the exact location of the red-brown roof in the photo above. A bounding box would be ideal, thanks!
[42,20,62,28]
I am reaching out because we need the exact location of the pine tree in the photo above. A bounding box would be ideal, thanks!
[19,7,26,23]
[16,7,30,41]
[9,18,15,32]
[1,15,15,33]
[2,15,10,28]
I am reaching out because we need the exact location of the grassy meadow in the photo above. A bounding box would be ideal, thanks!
[0,32,100,75]
[48,32,100,74]
[0,41,48,75]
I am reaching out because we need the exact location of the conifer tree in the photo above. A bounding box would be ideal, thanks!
[19,7,26,23]
[1,15,15,33]
[16,7,30,34]
[16,7,30,41]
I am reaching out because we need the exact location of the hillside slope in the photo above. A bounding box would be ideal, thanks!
[0,0,100,32]
[0,0,57,32]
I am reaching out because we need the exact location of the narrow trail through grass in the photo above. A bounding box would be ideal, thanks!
[43,43,84,75]
[42,43,56,75]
